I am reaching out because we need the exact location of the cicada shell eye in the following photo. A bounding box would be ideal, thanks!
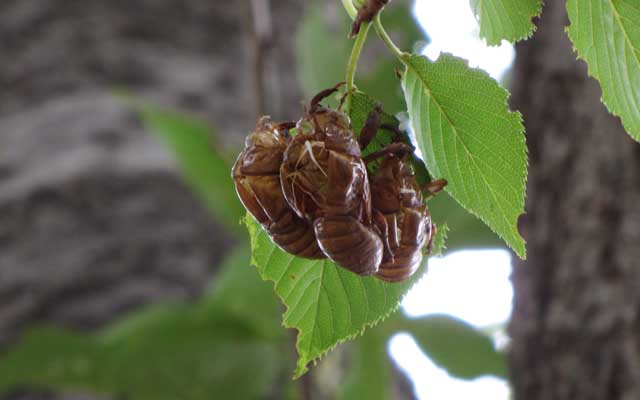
[239,146,283,176]
[245,116,292,150]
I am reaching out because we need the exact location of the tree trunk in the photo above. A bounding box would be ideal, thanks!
[508,1,640,399]
[0,0,303,399]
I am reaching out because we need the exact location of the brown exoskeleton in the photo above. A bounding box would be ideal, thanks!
[280,84,387,275]
[368,143,446,282]
[350,0,390,37]
[232,116,325,259]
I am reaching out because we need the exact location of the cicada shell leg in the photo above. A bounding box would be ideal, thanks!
[313,215,383,276]
[237,172,325,260]
[232,158,269,224]
[422,179,447,199]
[358,102,382,150]
[372,209,394,262]
[310,82,346,111]
[376,208,426,282]
[269,211,326,259]
[363,142,414,164]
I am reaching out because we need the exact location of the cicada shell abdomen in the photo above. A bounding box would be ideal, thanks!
[280,102,384,276]
[314,150,383,275]
[314,215,383,276]
[233,117,325,259]
[370,155,440,282]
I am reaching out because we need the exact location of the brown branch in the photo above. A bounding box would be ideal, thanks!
[350,0,390,37]
[250,0,273,115]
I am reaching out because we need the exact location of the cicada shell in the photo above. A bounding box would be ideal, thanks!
[279,87,383,275]
[370,155,445,282]
[232,116,325,259]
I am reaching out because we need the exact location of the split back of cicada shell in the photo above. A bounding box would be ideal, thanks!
[280,99,384,275]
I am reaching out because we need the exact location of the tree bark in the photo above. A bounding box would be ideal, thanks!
[0,0,303,399]
[509,1,640,399]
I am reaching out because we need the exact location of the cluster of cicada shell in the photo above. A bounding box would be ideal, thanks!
[232,84,445,282]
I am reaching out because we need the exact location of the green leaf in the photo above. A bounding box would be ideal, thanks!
[349,91,398,159]
[247,214,448,378]
[566,0,640,142]
[401,54,527,258]
[358,4,430,113]
[1,330,279,400]
[138,106,244,231]
[296,5,351,105]
[429,192,503,251]
[203,245,283,338]
[0,245,287,399]
[297,2,428,113]
[245,91,448,378]
[0,313,280,399]
[339,325,393,400]
[352,95,502,252]
[401,314,507,379]
[469,0,542,46]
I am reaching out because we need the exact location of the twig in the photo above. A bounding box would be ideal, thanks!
[250,0,273,115]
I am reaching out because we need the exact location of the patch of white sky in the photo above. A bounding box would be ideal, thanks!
[390,1,516,399]
[394,250,513,400]
[413,0,514,80]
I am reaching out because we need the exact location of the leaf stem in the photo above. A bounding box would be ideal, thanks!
[341,0,358,20]
[373,13,406,61]
[344,22,370,112]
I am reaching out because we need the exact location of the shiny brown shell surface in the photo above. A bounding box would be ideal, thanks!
[232,116,325,259]
[280,104,383,275]
[370,155,434,282]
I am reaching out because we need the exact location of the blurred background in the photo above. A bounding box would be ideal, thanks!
[1,1,638,399]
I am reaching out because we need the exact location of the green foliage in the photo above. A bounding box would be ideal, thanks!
[428,192,503,250]
[401,53,527,258]
[0,6,527,398]
[296,6,351,106]
[566,0,640,142]
[0,247,289,399]
[352,91,503,252]
[348,90,397,158]
[399,314,507,379]
[138,105,245,231]
[202,245,282,338]
[246,213,448,378]
[244,90,458,378]
[339,324,393,400]
[469,0,542,46]
[297,1,427,112]
[339,311,506,398]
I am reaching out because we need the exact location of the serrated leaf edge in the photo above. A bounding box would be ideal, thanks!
[401,53,528,258]
[245,213,448,378]
[564,0,640,143]
[472,0,543,46]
